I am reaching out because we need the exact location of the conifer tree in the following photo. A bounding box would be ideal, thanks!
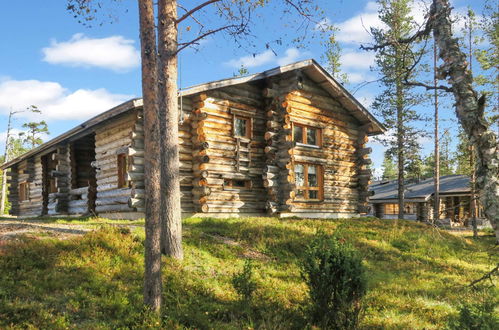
[371,0,427,219]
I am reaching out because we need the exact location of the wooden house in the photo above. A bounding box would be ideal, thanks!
[1,60,385,219]
[369,175,485,226]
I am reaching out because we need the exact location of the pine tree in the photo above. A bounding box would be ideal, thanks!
[381,152,397,180]
[20,121,49,149]
[371,0,427,219]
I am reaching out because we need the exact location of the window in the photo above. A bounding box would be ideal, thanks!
[404,203,416,214]
[224,179,251,190]
[49,178,57,193]
[234,115,251,139]
[117,153,129,188]
[385,203,399,215]
[292,123,321,147]
[294,163,323,200]
[19,182,29,201]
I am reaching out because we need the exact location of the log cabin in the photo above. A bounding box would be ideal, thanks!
[369,175,486,226]
[1,59,385,219]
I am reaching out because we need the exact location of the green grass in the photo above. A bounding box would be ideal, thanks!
[0,217,497,329]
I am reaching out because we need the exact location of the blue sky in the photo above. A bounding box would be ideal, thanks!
[0,0,487,175]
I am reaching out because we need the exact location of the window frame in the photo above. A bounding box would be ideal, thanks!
[117,153,129,188]
[292,122,322,147]
[294,162,324,201]
[233,115,252,139]
[19,181,29,202]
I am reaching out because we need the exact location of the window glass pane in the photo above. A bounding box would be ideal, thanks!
[309,190,318,199]
[235,117,247,137]
[293,125,303,143]
[307,127,317,145]
[233,180,247,188]
[295,164,304,187]
[308,165,318,187]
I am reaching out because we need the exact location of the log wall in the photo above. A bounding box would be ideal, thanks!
[191,84,267,214]
[93,111,139,214]
[262,72,371,216]
[10,157,44,216]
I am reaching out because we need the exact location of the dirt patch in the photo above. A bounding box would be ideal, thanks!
[205,233,271,261]
[0,221,91,241]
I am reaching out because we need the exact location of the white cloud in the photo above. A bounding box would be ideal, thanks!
[225,50,275,68]
[225,47,308,69]
[42,33,140,72]
[340,51,375,69]
[336,1,384,44]
[336,1,431,45]
[0,79,132,121]
[277,48,303,66]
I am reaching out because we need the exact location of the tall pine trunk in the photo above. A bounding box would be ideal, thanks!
[396,47,405,220]
[138,0,162,312]
[432,0,499,242]
[158,0,183,259]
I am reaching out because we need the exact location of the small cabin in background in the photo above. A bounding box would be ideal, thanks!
[369,175,485,226]
[1,60,385,219]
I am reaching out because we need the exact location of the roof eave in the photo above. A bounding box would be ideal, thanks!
[1,98,143,170]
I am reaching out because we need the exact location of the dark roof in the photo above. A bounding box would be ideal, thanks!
[2,59,385,170]
[369,175,471,203]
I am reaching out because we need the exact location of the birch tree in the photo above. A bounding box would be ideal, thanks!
[364,0,499,241]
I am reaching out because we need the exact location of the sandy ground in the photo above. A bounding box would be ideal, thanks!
[0,219,91,241]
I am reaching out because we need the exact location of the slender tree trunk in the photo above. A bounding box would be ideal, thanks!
[471,146,478,237]
[396,47,405,220]
[138,0,163,312]
[432,0,499,242]
[0,111,14,215]
[467,18,478,237]
[433,40,440,224]
[158,0,183,259]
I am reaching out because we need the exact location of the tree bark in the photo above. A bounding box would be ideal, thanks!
[432,0,499,242]
[138,0,162,312]
[158,0,183,259]
[396,47,405,220]
[433,40,440,224]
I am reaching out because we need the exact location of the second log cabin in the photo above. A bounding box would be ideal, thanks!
[1,59,385,219]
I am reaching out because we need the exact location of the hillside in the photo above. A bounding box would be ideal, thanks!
[0,216,497,329]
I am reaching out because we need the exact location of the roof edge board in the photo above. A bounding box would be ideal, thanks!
[1,98,142,170]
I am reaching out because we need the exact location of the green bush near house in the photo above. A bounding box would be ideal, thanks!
[0,217,497,329]
[301,231,366,329]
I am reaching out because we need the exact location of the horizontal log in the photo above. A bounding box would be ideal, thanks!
[97,188,133,198]
[96,204,134,213]
[68,199,88,208]
[69,187,89,195]
[96,196,129,205]
[68,206,89,214]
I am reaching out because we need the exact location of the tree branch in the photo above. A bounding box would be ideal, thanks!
[176,25,238,54]
[468,263,499,288]
[177,3,204,28]
[361,8,436,51]
[176,0,221,24]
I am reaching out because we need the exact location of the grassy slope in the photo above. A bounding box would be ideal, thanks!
[0,217,497,329]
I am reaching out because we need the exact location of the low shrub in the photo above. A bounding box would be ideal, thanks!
[448,289,499,330]
[301,232,367,329]
[231,259,257,302]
